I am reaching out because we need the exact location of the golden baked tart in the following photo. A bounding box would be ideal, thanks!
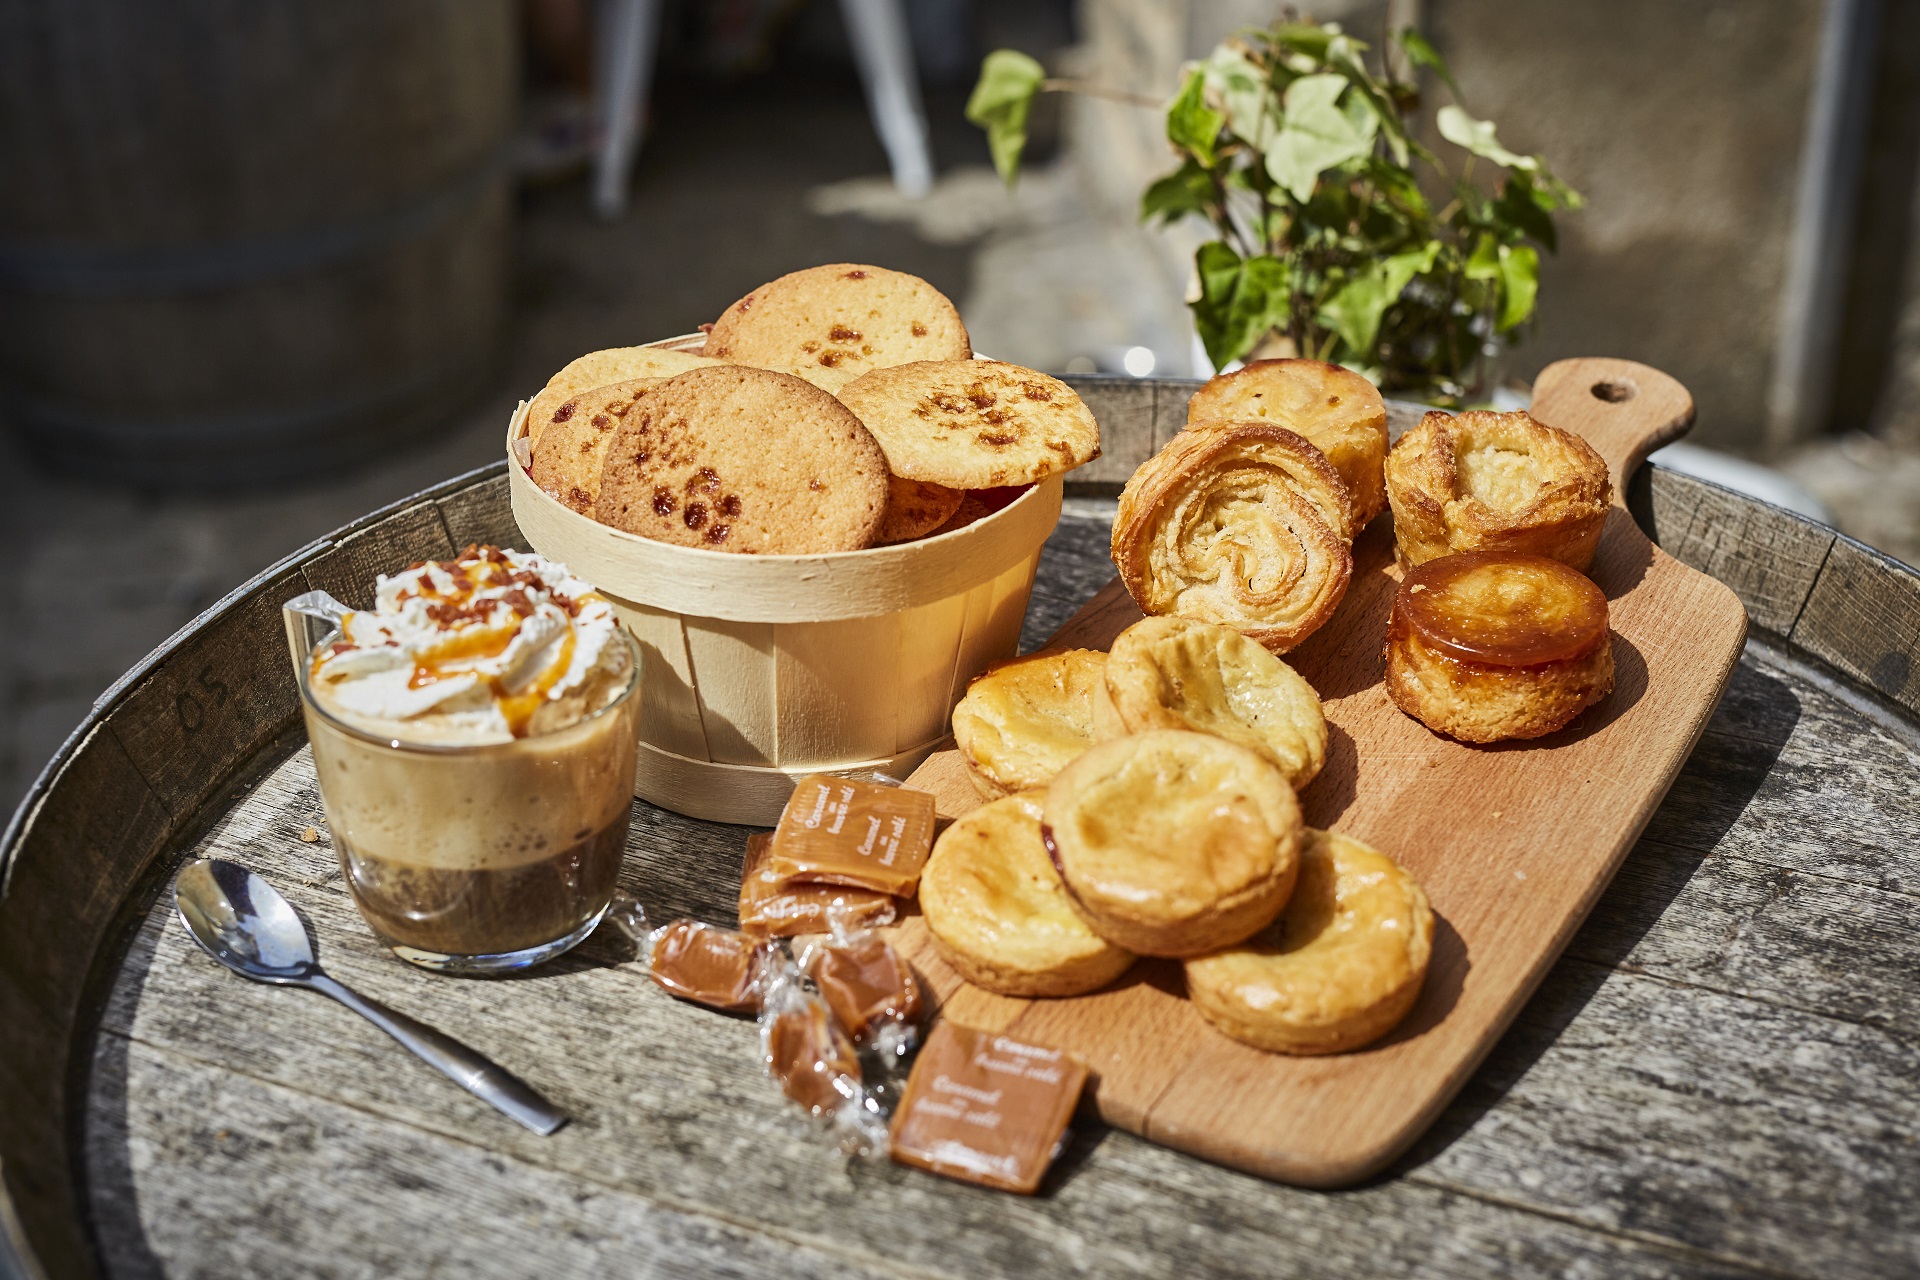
[918,793,1136,997]
[1043,730,1301,957]
[1186,829,1432,1055]
[1386,550,1614,743]
[1096,616,1326,790]
[1113,423,1352,653]
[1184,358,1389,529]
[1384,409,1612,571]
[951,650,1107,799]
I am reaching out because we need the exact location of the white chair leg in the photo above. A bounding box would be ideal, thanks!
[838,0,934,198]
[593,0,663,219]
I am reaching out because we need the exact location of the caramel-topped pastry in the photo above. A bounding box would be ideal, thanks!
[1095,616,1327,790]
[1186,829,1432,1055]
[1043,731,1302,957]
[950,650,1107,799]
[1112,423,1353,654]
[1384,409,1612,572]
[1386,551,1614,743]
[918,793,1135,997]
[1184,358,1389,529]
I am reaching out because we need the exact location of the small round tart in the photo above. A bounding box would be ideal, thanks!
[919,793,1136,997]
[1384,409,1612,571]
[1043,730,1302,958]
[1184,358,1389,529]
[951,650,1108,799]
[1386,551,1614,743]
[1112,422,1353,654]
[1097,616,1327,790]
[1185,829,1433,1055]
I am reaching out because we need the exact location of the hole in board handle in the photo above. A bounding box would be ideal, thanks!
[1591,380,1637,404]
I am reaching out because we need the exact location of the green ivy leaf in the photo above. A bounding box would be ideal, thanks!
[1141,158,1215,226]
[1396,28,1461,101]
[1496,243,1539,330]
[1436,105,1536,171]
[1167,69,1225,167]
[1272,23,1336,61]
[1192,242,1293,369]
[966,50,1046,186]
[1464,233,1501,279]
[1266,74,1377,202]
[1318,241,1440,354]
[1203,46,1279,151]
[1494,173,1556,251]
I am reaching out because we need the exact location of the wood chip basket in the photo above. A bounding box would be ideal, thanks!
[506,347,1064,825]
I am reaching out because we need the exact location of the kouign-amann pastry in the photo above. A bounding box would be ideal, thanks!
[594,366,890,553]
[1043,730,1302,958]
[950,650,1107,799]
[918,793,1136,997]
[1096,616,1327,790]
[1113,422,1353,653]
[873,475,964,545]
[1184,359,1389,529]
[1385,409,1612,571]
[1386,550,1614,743]
[1185,829,1432,1055]
[526,345,724,447]
[837,361,1101,490]
[704,263,971,394]
[529,378,661,514]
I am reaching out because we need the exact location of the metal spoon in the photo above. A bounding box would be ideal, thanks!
[174,859,568,1136]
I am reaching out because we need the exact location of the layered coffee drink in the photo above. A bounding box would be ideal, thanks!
[297,545,639,972]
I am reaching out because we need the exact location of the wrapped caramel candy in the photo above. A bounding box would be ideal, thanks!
[738,833,897,937]
[766,775,937,897]
[755,953,889,1152]
[801,931,922,1045]
[889,1022,1088,1194]
[645,919,772,1014]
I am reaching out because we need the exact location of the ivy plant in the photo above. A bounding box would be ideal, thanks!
[966,25,1582,405]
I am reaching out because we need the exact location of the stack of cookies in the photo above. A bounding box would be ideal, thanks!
[926,613,1435,1056]
[521,264,1101,555]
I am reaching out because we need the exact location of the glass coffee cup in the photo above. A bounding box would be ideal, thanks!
[286,555,640,974]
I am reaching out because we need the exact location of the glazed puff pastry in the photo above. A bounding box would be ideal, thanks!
[951,650,1107,799]
[1095,616,1327,790]
[1384,409,1611,572]
[1184,358,1389,530]
[918,792,1135,997]
[1185,829,1432,1055]
[1113,423,1353,654]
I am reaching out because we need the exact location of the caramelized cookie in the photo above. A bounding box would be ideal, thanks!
[526,345,723,447]
[838,360,1100,489]
[528,378,662,513]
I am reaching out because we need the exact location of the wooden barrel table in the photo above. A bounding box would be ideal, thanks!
[4,367,1919,1278]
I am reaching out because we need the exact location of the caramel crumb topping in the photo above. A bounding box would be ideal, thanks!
[911,322,927,337]
[684,502,709,529]
[705,523,731,544]
[653,488,677,515]
[551,403,574,423]
[844,270,867,279]
[830,325,861,342]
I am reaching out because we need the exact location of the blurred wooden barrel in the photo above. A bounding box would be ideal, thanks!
[0,0,516,486]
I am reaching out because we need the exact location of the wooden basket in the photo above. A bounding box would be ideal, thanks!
[505,342,1064,824]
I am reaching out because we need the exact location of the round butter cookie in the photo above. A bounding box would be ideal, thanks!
[1043,730,1301,958]
[919,793,1136,997]
[951,650,1108,799]
[1185,829,1432,1055]
[874,475,964,545]
[1385,409,1611,571]
[704,263,971,394]
[594,366,889,553]
[1184,358,1389,529]
[528,378,662,513]
[838,361,1101,489]
[1097,616,1327,790]
[526,345,724,446]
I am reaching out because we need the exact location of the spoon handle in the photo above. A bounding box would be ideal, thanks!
[304,971,569,1136]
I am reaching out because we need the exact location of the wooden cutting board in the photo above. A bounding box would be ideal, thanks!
[896,357,1749,1188]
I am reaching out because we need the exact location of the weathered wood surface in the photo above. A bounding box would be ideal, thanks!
[3,363,1920,1276]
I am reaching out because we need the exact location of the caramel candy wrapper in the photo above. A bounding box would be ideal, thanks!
[764,997,864,1118]
[647,919,771,1014]
[803,933,922,1043]
[889,1022,1088,1194]
[739,832,897,937]
[767,775,936,896]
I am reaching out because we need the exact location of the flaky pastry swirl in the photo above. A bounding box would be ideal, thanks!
[1113,423,1353,653]
[1384,409,1612,571]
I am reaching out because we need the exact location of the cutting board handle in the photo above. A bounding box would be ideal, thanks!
[1529,357,1696,503]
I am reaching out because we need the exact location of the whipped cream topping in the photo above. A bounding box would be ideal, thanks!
[309,545,631,743]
